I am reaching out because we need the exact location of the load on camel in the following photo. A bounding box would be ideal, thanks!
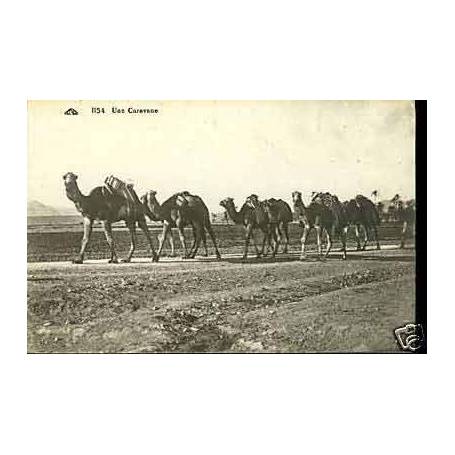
[63,173,158,264]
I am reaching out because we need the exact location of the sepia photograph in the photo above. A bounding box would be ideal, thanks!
[27,100,423,353]
[7,2,451,453]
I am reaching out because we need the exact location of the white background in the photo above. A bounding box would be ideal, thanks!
[1,1,452,454]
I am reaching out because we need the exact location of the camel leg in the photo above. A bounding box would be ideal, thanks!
[354,225,362,251]
[274,225,281,255]
[200,229,208,257]
[206,224,222,259]
[243,224,254,259]
[250,229,261,257]
[188,225,204,258]
[168,232,176,257]
[400,221,408,248]
[321,228,327,253]
[177,226,188,258]
[324,229,333,259]
[156,223,171,260]
[361,225,369,251]
[122,221,137,262]
[341,226,348,260]
[300,224,310,260]
[156,227,173,257]
[262,230,269,257]
[315,225,323,259]
[186,226,197,258]
[372,224,380,250]
[157,231,165,256]
[102,221,118,264]
[269,225,280,255]
[282,223,290,254]
[74,217,93,264]
[270,227,279,258]
[260,229,269,257]
[157,232,170,257]
[138,217,158,262]
[189,224,203,258]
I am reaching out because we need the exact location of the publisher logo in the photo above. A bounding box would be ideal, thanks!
[394,323,425,352]
[64,107,78,115]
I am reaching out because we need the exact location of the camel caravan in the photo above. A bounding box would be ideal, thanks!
[63,173,415,264]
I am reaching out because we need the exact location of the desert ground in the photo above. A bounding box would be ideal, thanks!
[27,222,415,353]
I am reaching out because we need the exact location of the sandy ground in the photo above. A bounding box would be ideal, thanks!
[27,245,415,353]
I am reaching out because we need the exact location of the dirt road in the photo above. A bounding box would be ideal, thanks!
[27,246,415,353]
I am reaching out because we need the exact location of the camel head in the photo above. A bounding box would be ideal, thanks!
[63,172,77,184]
[140,190,158,208]
[63,172,81,202]
[391,194,401,205]
[140,190,162,221]
[292,191,302,204]
[245,194,260,209]
[311,192,324,204]
[219,197,234,209]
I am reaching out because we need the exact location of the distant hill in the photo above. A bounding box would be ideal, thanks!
[28,200,65,217]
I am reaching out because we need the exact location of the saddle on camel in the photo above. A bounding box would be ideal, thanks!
[103,175,142,219]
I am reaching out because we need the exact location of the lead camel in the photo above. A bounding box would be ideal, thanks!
[63,172,158,264]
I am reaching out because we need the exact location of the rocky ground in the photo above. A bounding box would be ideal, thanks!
[27,247,415,353]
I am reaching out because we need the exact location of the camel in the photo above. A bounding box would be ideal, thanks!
[141,190,221,260]
[63,172,158,264]
[219,196,277,259]
[292,191,338,260]
[343,195,381,250]
[245,195,293,254]
[389,196,416,248]
[399,199,416,248]
[387,194,402,222]
[293,191,348,260]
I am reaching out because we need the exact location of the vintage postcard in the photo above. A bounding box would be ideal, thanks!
[27,100,423,353]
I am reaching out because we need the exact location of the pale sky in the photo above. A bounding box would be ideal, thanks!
[28,100,415,213]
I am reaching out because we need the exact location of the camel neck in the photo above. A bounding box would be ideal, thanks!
[293,198,306,214]
[66,183,84,204]
[226,204,242,224]
[65,183,88,215]
[147,197,164,221]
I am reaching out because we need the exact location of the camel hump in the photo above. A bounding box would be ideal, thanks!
[264,198,293,223]
[354,194,380,225]
[314,192,347,227]
[174,191,202,208]
[174,192,210,220]
[104,175,142,218]
[355,194,372,205]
